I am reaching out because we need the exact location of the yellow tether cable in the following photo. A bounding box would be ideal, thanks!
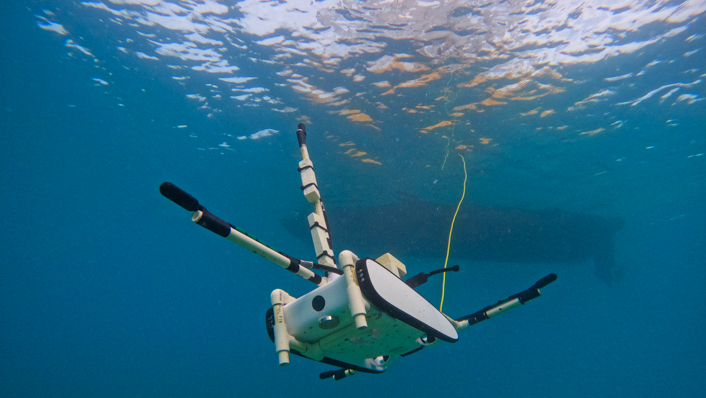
[440,154,467,313]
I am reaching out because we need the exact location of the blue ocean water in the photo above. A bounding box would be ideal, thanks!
[1,1,705,397]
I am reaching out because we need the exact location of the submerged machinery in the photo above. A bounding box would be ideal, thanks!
[159,124,556,381]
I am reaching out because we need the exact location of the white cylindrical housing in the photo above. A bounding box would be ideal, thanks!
[271,289,297,366]
[339,250,367,329]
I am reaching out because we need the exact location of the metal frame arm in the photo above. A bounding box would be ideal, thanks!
[159,182,329,285]
[455,273,558,326]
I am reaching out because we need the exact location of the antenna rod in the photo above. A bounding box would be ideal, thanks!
[295,124,337,268]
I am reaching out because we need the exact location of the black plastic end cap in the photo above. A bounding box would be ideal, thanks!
[319,369,347,380]
[296,123,307,147]
[333,369,348,381]
[518,288,541,304]
[159,182,200,212]
[460,310,489,325]
[195,209,232,238]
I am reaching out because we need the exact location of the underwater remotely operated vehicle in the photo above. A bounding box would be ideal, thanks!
[159,124,557,381]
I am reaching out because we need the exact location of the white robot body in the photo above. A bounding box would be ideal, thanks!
[159,123,556,381]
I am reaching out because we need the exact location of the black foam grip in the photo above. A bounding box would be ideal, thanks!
[535,273,558,289]
[160,182,200,212]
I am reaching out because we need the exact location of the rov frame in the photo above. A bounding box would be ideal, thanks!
[159,123,556,381]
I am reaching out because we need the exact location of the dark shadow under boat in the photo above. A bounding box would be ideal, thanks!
[282,199,625,285]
